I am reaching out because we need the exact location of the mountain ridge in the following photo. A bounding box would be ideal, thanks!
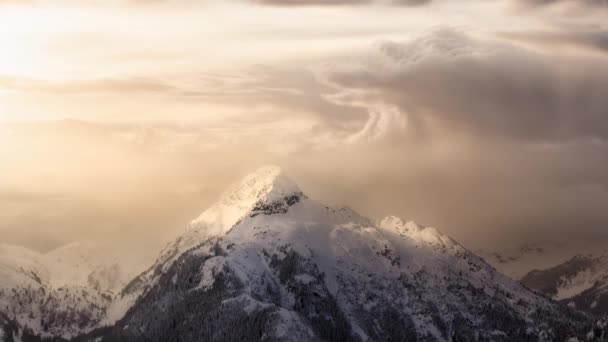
[521,251,608,316]
[1,166,605,341]
[99,166,597,341]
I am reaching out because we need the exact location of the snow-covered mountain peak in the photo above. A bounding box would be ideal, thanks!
[110,174,598,342]
[222,165,301,205]
[379,215,455,249]
[190,165,304,236]
[4,168,600,341]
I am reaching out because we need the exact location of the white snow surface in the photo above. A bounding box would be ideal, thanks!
[117,165,567,341]
[550,252,608,301]
[0,241,145,338]
[2,165,586,340]
[555,274,597,301]
[0,241,135,293]
[190,165,301,236]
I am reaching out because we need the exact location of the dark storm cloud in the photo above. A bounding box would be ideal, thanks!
[323,29,608,142]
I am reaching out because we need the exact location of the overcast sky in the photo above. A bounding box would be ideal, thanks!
[1,0,607,255]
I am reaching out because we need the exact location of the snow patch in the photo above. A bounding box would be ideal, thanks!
[198,257,226,290]
[555,275,596,301]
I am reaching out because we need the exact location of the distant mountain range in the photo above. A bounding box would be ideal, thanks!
[0,241,138,339]
[519,251,608,317]
[1,166,606,341]
[478,241,608,318]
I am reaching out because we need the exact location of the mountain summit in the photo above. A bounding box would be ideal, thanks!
[0,166,602,341]
[190,166,304,237]
[103,166,594,342]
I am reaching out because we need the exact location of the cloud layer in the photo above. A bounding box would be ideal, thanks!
[1,0,608,253]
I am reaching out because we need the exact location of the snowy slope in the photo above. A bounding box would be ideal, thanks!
[0,241,135,293]
[2,165,605,341]
[44,241,137,293]
[521,251,608,315]
[482,241,608,316]
[0,241,139,339]
[111,166,307,322]
[479,242,608,280]
[106,167,298,323]
[104,166,596,341]
[0,244,49,290]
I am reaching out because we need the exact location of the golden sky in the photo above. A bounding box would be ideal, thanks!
[1,0,608,254]
[0,0,540,122]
